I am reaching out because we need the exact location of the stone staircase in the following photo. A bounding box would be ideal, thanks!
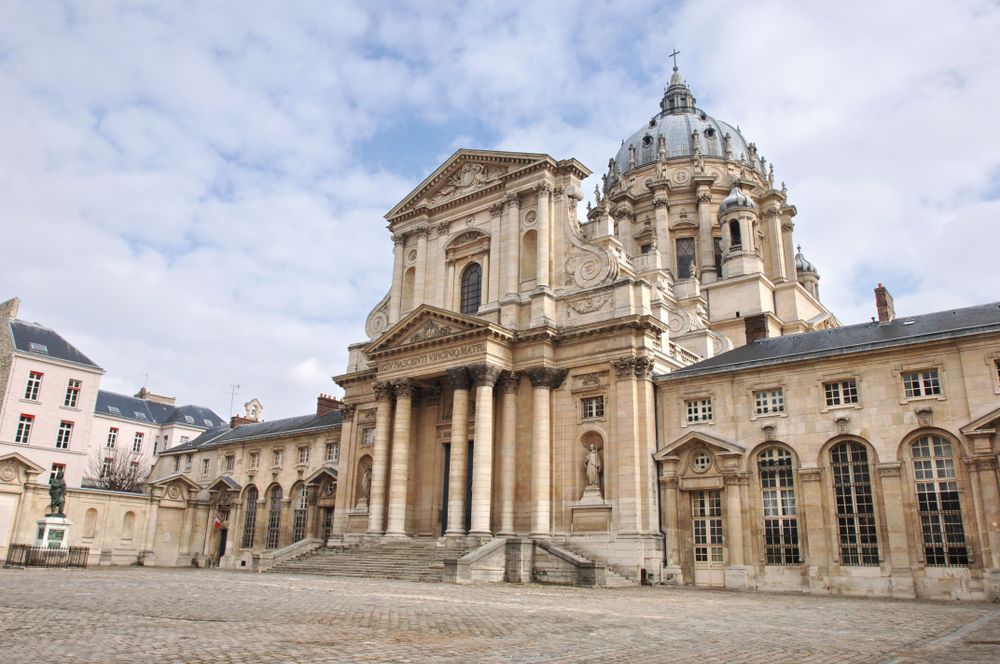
[266,537,476,583]
[551,540,638,587]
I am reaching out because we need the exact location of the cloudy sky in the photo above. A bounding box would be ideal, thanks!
[2,1,998,420]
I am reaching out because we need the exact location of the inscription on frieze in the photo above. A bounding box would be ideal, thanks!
[379,343,486,372]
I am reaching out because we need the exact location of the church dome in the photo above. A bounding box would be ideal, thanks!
[795,246,818,274]
[719,184,756,212]
[606,65,752,186]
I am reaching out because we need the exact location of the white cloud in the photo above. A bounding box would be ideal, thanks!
[1,0,997,419]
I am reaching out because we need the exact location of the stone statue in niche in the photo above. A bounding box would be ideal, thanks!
[357,464,372,510]
[585,444,602,488]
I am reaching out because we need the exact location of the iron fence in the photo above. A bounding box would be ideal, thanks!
[4,544,89,568]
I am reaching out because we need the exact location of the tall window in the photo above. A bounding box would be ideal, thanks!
[106,427,118,449]
[15,414,34,444]
[242,486,258,548]
[361,428,375,448]
[759,447,799,565]
[728,219,742,249]
[298,446,310,465]
[225,455,235,471]
[692,490,723,563]
[903,369,941,398]
[201,458,210,475]
[460,263,482,314]
[292,485,308,542]
[676,238,696,278]
[64,379,81,407]
[266,486,283,549]
[132,432,144,453]
[912,435,968,566]
[713,237,723,275]
[56,421,74,449]
[830,441,879,566]
[824,379,859,407]
[325,442,340,462]
[24,371,43,400]
[249,451,260,469]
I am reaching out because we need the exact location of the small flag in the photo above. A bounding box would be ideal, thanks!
[213,516,223,530]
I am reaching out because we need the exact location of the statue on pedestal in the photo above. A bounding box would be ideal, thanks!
[585,444,602,488]
[48,469,66,518]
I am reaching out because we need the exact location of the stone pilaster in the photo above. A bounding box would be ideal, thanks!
[695,187,716,283]
[610,356,642,534]
[527,366,567,538]
[389,234,405,324]
[798,467,828,577]
[445,367,472,536]
[535,183,551,288]
[413,225,429,307]
[469,363,502,536]
[178,499,195,557]
[971,456,1000,569]
[653,195,672,277]
[877,463,916,598]
[724,474,745,566]
[331,404,356,535]
[497,371,521,536]
[141,490,162,562]
[366,381,394,536]
[501,193,520,299]
[385,378,414,537]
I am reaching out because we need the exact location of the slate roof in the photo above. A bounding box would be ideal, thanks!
[660,301,1000,381]
[164,409,344,454]
[9,320,101,370]
[95,390,225,429]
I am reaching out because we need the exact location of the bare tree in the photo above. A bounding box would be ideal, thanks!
[86,446,151,492]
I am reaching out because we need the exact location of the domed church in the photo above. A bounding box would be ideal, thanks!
[116,61,998,601]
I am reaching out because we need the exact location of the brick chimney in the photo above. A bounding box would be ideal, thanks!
[317,393,342,416]
[744,313,769,343]
[875,283,895,324]
[0,297,20,321]
[230,414,255,428]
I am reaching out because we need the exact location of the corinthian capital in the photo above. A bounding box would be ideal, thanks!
[469,363,503,387]
[525,366,568,390]
[504,192,520,208]
[373,380,394,401]
[611,356,637,378]
[393,377,415,399]
[535,181,552,197]
[496,371,522,393]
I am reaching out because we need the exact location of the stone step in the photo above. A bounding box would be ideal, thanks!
[267,540,477,582]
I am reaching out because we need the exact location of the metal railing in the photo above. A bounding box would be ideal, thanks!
[4,544,89,568]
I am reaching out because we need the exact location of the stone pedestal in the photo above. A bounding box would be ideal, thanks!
[579,485,604,505]
[34,516,72,549]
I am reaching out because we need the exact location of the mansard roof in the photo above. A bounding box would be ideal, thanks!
[165,409,343,454]
[94,390,225,429]
[9,319,102,370]
[660,301,1000,380]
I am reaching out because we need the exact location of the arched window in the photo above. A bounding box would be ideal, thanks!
[242,486,258,548]
[266,486,283,549]
[728,219,742,250]
[911,435,968,566]
[758,447,799,565]
[460,263,482,314]
[830,441,879,566]
[292,485,308,542]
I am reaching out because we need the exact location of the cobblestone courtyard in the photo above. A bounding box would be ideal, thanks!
[1,568,998,663]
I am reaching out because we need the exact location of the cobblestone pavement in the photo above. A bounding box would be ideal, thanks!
[1,568,998,663]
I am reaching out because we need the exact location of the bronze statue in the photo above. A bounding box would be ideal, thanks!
[48,469,66,517]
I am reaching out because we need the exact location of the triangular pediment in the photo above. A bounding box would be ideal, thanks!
[386,149,555,219]
[366,305,511,357]
[653,430,745,461]
[961,404,1000,437]
[305,466,339,484]
[149,472,202,491]
[207,475,242,493]
[0,452,47,475]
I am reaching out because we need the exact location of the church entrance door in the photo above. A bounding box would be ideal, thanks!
[440,441,474,535]
[691,490,724,587]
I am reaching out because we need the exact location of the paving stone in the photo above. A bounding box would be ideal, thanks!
[0,568,997,663]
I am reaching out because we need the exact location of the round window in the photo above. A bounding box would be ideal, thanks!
[692,452,711,472]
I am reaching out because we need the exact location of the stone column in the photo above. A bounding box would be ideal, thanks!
[527,366,567,538]
[331,404,356,535]
[780,215,796,282]
[253,497,268,551]
[201,500,215,555]
[798,467,828,573]
[765,207,787,281]
[413,225,429,305]
[445,367,472,536]
[389,234,405,324]
[469,364,501,536]
[695,187,717,283]
[724,475,744,566]
[385,378,414,537]
[224,501,241,558]
[497,371,520,536]
[653,195,672,276]
[367,381,394,536]
[502,194,520,298]
[535,183,551,288]
[446,262,457,310]
[304,487,317,540]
